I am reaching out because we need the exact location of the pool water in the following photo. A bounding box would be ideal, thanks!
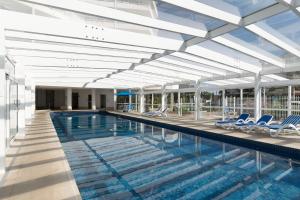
[51,112,300,200]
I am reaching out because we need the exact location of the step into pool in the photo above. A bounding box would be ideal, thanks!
[51,112,300,200]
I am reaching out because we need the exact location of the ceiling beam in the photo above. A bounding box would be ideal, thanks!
[6,40,152,59]
[5,30,165,54]
[9,50,141,63]
[159,0,241,25]
[213,34,285,67]
[0,9,183,50]
[16,0,208,37]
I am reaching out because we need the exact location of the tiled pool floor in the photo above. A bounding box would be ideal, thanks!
[51,112,300,200]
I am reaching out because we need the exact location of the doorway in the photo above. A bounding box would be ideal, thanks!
[45,90,55,109]
[100,94,106,109]
[72,93,79,109]
[88,94,92,109]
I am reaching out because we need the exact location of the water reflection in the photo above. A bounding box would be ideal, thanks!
[51,113,300,200]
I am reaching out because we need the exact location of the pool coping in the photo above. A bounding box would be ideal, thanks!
[0,111,81,200]
[107,111,300,161]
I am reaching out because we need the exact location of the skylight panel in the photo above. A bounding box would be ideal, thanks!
[221,0,277,17]
[228,28,287,57]
[16,0,207,37]
[186,40,262,73]
[156,1,226,31]
[263,10,300,45]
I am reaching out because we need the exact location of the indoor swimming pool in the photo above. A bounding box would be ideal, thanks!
[51,112,300,200]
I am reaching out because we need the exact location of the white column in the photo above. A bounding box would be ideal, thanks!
[222,89,226,120]
[15,64,26,136]
[170,93,174,112]
[91,89,96,110]
[151,93,154,110]
[233,96,236,114]
[25,78,32,122]
[135,93,138,112]
[161,85,167,110]
[129,89,132,111]
[194,82,201,120]
[31,84,35,117]
[139,88,145,113]
[254,73,262,121]
[66,88,72,110]
[0,24,6,179]
[113,89,117,111]
[178,91,181,116]
[288,85,292,116]
[240,89,243,114]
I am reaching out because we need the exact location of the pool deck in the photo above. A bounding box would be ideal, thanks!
[0,110,81,200]
[109,111,300,156]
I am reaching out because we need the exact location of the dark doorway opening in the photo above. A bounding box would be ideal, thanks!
[72,93,79,109]
[100,95,106,109]
[88,94,92,109]
[46,90,55,109]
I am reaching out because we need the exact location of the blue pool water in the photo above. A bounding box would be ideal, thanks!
[51,112,300,200]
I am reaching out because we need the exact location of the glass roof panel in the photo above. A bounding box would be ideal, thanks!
[220,0,277,17]
[155,1,226,31]
[79,0,214,32]
[229,28,287,57]
[11,1,190,41]
[264,10,300,45]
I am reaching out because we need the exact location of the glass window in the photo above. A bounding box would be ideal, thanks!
[221,0,277,17]
[156,1,226,31]
[264,10,300,45]
[229,28,287,57]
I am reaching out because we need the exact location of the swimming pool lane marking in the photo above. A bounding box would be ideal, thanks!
[82,140,143,199]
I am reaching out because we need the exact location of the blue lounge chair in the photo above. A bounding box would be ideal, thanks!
[235,114,273,131]
[257,115,300,136]
[215,113,250,128]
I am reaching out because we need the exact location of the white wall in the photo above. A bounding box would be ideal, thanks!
[96,89,114,110]
[72,89,90,109]
[72,88,114,110]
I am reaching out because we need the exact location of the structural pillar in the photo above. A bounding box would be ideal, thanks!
[31,84,35,117]
[222,89,226,120]
[254,73,262,121]
[161,85,167,110]
[170,93,174,112]
[151,93,154,110]
[66,88,72,110]
[25,78,32,123]
[15,63,26,136]
[135,93,138,112]
[194,82,201,120]
[288,85,292,116]
[240,89,243,114]
[178,91,181,116]
[128,89,132,111]
[113,89,117,111]
[0,25,6,179]
[91,89,96,110]
[139,88,145,113]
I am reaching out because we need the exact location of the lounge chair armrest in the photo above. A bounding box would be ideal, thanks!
[257,121,267,126]
[236,119,246,124]
[246,120,256,125]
